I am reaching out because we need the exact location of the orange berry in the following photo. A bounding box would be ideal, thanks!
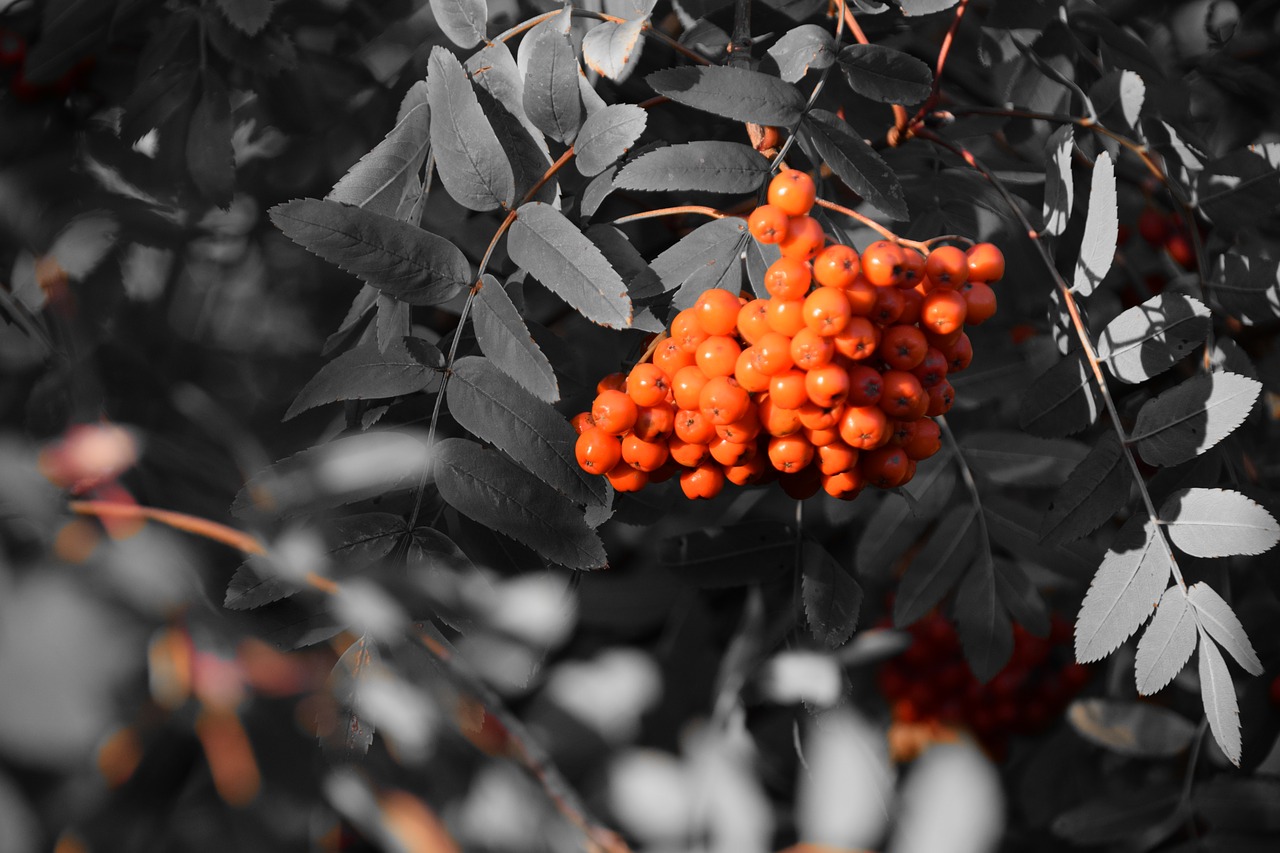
[960,280,997,325]
[606,465,648,492]
[622,434,669,472]
[769,369,809,411]
[725,453,768,486]
[870,286,905,326]
[753,332,796,375]
[695,288,743,336]
[797,401,843,431]
[903,418,941,460]
[881,324,929,371]
[759,393,803,436]
[748,204,789,244]
[833,316,880,360]
[889,418,917,447]
[767,169,817,217]
[897,286,923,325]
[680,462,725,499]
[861,240,905,287]
[899,248,926,289]
[672,365,710,410]
[862,446,910,488]
[813,243,861,288]
[817,441,859,475]
[632,403,675,441]
[846,365,883,407]
[926,326,964,351]
[766,298,807,337]
[924,246,969,289]
[779,215,825,261]
[803,286,854,336]
[789,327,835,370]
[597,372,627,393]
[764,256,812,300]
[921,290,968,335]
[926,381,955,416]
[879,370,928,419]
[805,364,850,407]
[913,348,949,388]
[669,436,710,468]
[653,338,694,376]
[575,428,622,474]
[671,309,709,353]
[940,334,973,373]
[627,363,671,407]
[804,424,840,447]
[570,412,595,435]
[699,375,750,424]
[768,434,814,472]
[737,299,772,344]
[592,390,638,435]
[823,469,864,499]
[674,408,716,444]
[966,243,1005,282]
[899,459,917,487]
[709,435,754,466]
[695,335,742,377]
[839,405,890,450]
[734,348,772,393]
[845,279,877,316]
[716,407,761,444]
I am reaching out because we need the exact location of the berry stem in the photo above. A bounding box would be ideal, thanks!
[912,0,971,128]
[840,1,910,144]
[813,197,903,244]
[611,205,729,225]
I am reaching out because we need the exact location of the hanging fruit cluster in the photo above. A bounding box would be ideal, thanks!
[571,169,1004,501]
[879,613,1092,762]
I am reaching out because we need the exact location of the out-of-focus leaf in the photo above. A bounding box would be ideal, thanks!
[1067,698,1197,757]
[434,438,606,569]
[1097,293,1211,384]
[1018,353,1100,437]
[769,25,836,83]
[215,0,274,35]
[1039,432,1130,544]
[507,202,632,328]
[473,275,558,403]
[1196,148,1280,230]
[649,216,749,309]
[1187,583,1263,675]
[285,336,443,421]
[801,109,908,220]
[960,431,1087,486]
[615,142,770,194]
[1051,786,1184,845]
[1132,373,1261,467]
[427,46,515,211]
[1161,488,1280,558]
[661,522,796,587]
[583,19,646,82]
[1191,777,1280,835]
[856,460,955,581]
[522,26,582,144]
[1213,252,1280,326]
[324,634,380,755]
[1198,630,1241,765]
[270,199,471,305]
[954,553,1013,683]
[1074,514,1172,662]
[984,494,1101,578]
[993,558,1050,637]
[889,743,1004,853]
[1135,585,1197,695]
[23,0,112,84]
[894,505,978,627]
[802,541,862,649]
[430,0,487,49]
[575,104,647,177]
[797,710,892,849]
[647,65,806,125]
[837,44,932,104]
[329,105,431,217]
[187,74,235,207]
[1072,151,1117,296]
[446,357,605,507]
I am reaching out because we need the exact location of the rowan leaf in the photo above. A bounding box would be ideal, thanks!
[269,199,471,305]
[894,505,978,628]
[1042,125,1075,237]
[1160,488,1280,558]
[325,634,379,755]
[1198,630,1242,765]
[661,522,796,588]
[960,431,1087,486]
[647,65,806,126]
[1039,432,1130,544]
[329,104,431,217]
[433,438,606,569]
[614,141,770,194]
[574,104,647,177]
[649,216,750,310]
[427,46,514,212]
[582,19,645,82]
[769,24,836,83]
[993,559,1051,637]
[1187,582,1263,675]
[1074,514,1173,662]
[522,26,582,144]
[446,356,605,507]
[285,336,443,421]
[1213,252,1280,326]
[954,553,1013,683]
[855,460,955,581]
[1097,293,1211,384]
[802,541,863,649]
[473,275,558,403]
[507,202,633,328]
[215,0,274,35]
[801,109,908,220]
[837,44,932,104]
[1067,698,1197,757]
[429,0,486,49]
[899,0,960,13]
[1132,372,1260,467]
[474,87,556,206]
[186,74,235,208]
[1019,353,1100,437]
[1135,585,1197,695]
[1072,151,1117,296]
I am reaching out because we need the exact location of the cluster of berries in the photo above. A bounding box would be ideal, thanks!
[571,169,1004,501]
[1136,207,1196,271]
[879,613,1091,761]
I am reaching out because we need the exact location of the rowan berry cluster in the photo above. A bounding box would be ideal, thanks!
[571,169,1004,502]
[879,613,1091,761]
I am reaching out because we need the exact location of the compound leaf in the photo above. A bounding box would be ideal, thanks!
[575,104,647,177]
[649,216,749,309]
[473,275,558,403]
[647,65,806,126]
[285,336,443,421]
[429,0,486,49]
[1132,372,1261,467]
[837,44,932,104]
[801,109,908,220]
[894,505,978,628]
[1187,582,1263,675]
[1135,585,1197,695]
[1040,432,1130,544]
[522,25,582,144]
[769,24,835,83]
[1160,488,1280,558]
[1072,151,1117,296]
[802,541,863,649]
[1198,630,1241,765]
[329,104,431,217]
[427,46,514,212]
[1019,353,1100,437]
[1097,293,1211,384]
[615,141,770,194]
[1075,515,1173,663]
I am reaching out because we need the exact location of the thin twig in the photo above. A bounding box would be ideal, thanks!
[840,1,910,141]
[611,205,728,225]
[814,197,901,243]
[937,415,992,566]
